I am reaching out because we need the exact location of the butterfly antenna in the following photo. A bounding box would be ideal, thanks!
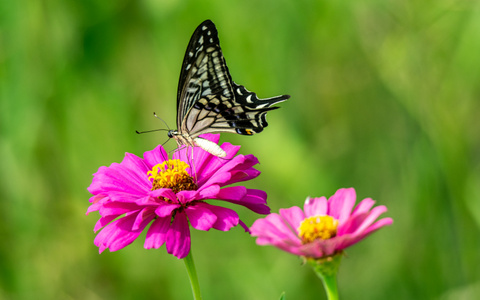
[136,112,172,134]
[135,129,169,134]
[153,112,171,131]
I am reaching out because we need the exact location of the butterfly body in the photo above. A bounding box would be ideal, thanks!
[171,20,290,157]
[168,129,227,158]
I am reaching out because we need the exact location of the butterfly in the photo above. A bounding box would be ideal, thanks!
[168,20,290,157]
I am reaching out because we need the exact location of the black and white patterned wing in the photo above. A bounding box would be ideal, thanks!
[176,20,234,131]
[229,82,290,135]
[184,87,289,137]
[176,20,290,138]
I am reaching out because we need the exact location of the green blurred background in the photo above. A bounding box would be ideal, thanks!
[1,0,480,299]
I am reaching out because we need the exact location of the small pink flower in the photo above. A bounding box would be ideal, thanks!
[250,188,392,258]
[87,134,269,259]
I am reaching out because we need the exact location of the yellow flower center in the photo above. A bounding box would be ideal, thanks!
[147,159,198,193]
[298,215,339,244]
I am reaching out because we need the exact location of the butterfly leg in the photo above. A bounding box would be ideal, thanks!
[185,145,198,183]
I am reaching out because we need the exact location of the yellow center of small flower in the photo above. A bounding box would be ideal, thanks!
[147,159,198,193]
[298,215,339,244]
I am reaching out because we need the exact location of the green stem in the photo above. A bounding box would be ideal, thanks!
[306,254,342,300]
[315,269,338,300]
[183,250,202,300]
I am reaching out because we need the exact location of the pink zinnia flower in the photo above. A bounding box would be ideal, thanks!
[87,134,269,259]
[250,188,392,258]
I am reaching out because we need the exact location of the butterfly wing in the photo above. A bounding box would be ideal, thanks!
[184,93,289,137]
[177,20,290,139]
[177,20,234,130]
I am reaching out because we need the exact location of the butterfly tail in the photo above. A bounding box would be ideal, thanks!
[232,82,290,109]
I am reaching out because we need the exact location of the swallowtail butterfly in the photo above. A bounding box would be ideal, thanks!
[168,20,290,157]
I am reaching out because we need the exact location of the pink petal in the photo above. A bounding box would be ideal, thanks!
[217,141,240,159]
[143,144,169,168]
[196,202,239,231]
[337,203,388,235]
[250,218,302,255]
[144,216,171,249]
[216,188,269,214]
[88,157,150,196]
[166,212,191,259]
[250,214,284,241]
[188,146,210,172]
[197,184,221,199]
[351,198,375,216]
[350,205,390,236]
[301,237,338,257]
[134,195,161,206]
[176,190,198,204]
[99,191,142,203]
[149,189,178,203]
[133,207,156,230]
[185,204,218,231]
[303,197,328,217]
[154,202,180,217]
[226,169,261,185]
[88,194,107,205]
[98,201,142,217]
[336,204,392,248]
[93,215,118,232]
[337,212,368,235]
[86,196,107,214]
[251,213,302,250]
[222,156,261,185]
[358,218,393,238]
[201,169,233,187]
[214,186,247,201]
[176,134,228,182]
[119,153,151,187]
[279,206,305,235]
[328,188,356,224]
[198,155,246,186]
[94,213,150,253]
[340,218,393,249]
[192,154,223,183]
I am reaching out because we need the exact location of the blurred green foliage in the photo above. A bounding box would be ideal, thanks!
[1,0,480,299]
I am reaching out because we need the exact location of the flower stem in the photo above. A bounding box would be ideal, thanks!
[306,254,342,300]
[316,270,338,300]
[183,250,202,300]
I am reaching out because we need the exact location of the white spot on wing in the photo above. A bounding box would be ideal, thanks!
[187,86,198,93]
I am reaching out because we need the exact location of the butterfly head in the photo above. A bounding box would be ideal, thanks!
[168,130,196,149]
[167,130,176,138]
